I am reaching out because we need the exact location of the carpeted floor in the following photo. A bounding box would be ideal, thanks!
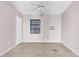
[1,43,78,57]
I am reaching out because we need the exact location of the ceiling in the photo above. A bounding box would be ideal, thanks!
[9,1,72,15]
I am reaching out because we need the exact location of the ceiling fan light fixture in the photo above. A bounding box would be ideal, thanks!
[30,1,47,17]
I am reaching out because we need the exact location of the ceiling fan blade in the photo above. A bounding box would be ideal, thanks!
[31,6,40,11]
[30,1,48,15]
[40,7,47,12]
[42,6,46,10]
[30,3,40,7]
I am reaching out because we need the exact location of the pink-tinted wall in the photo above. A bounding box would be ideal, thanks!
[0,2,22,55]
[62,1,79,56]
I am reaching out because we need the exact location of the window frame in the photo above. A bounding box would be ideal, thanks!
[30,19,41,34]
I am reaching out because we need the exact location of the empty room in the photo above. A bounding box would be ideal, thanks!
[0,1,79,57]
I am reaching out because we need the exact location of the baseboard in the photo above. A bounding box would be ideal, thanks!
[16,41,22,46]
[22,41,61,42]
[22,42,62,44]
[0,44,18,56]
[62,42,79,56]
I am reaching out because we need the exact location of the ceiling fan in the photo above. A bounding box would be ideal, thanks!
[30,1,47,16]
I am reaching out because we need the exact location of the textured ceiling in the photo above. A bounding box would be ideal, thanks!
[9,1,72,15]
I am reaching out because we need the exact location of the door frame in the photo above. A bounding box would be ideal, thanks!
[16,16,22,45]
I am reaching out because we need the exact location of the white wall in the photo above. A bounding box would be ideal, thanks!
[0,2,22,55]
[62,1,79,56]
[42,14,61,42]
[23,14,61,42]
[23,15,43,42]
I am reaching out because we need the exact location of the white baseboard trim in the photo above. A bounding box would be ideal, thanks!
[0,44,18,56]
[22,42,61,44]
[22,41,61,42]
[62,42,79,56]
[16,41,22,46]
[22,42,62,43]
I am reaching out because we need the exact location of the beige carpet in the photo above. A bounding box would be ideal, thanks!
[1,43,78,57]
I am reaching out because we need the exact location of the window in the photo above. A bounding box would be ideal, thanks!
[30,19,40,34]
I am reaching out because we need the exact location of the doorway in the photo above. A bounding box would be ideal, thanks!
[16,16,22,45]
